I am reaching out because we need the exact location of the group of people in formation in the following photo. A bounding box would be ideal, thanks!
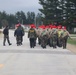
[28,24,70,49]
[3,23,70,49]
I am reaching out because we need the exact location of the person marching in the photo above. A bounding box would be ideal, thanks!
[3,26,12,46]
[37,27,43,45]
[48,25,53,47]
[61,26,70,49]
[28,25,37,48]
[18,24,25,45]
[14,25,23,46]
[51,25,58,48]
[40,27,48,48]
[57,25,63,47]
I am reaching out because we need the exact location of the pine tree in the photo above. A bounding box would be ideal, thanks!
[39,0,76,28]
[59,0,76,27]
[39,0,61,25]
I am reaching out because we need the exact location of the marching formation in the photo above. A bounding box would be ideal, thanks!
[28,24,70,49]
[3,24,70,49]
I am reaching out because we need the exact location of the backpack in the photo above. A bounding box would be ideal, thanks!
[3,28,8,35]
[29,29,35,38]
[41,30,46,36]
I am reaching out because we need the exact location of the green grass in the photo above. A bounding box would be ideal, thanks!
[67,38,76,45]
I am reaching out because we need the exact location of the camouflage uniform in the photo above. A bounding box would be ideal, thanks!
[19,26,25,44]
[28,28,37,48]
[48,28,53,47]
[45,28,49,45]
[57,29,63,47]
[14,27,23,46]
[40,29,48,48]
[51,28,58,48]
[61,30,69,49]
[37,28,43,45]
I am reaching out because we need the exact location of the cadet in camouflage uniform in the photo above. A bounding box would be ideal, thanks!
[61,26,69,49]
[14,26,23,46]
[37,27,43,45]
[28,25,37,48]
[57,26,63,47]
[51,26,58,48]
[40,28,48,48]
[44,28,49,45]
[18,24,25,45]
[48,27,53,47]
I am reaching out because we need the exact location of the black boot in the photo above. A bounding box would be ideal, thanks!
[3,44,5,46]
[9,43,12,45]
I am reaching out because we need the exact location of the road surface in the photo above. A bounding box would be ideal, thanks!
[0,30,76,75]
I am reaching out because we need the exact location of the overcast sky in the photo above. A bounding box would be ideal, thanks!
[0,0,42,14]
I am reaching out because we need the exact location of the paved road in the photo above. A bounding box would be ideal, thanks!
[0,30,76,75]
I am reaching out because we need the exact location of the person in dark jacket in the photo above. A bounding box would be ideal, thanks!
[3,26,12,46]
[18,24,25,44]
[14,26,23,46]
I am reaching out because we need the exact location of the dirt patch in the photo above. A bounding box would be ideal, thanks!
[67,43,76,54]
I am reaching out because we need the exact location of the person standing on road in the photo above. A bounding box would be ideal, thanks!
[3,26,12,46]
[14,25,23,46]
[61,26,70,49]
[28,25,37,48]
[18,24,25,45]
[40,27,48,48]
[57,26,63,47]
[51,26,58,48]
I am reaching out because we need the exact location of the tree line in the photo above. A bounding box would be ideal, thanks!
[39,0,76,29]
[0,0,76,31]
[0,11,42,28]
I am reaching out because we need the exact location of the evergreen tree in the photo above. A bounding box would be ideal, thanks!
[39,0,61,25]
[26,12,35,24]
[36,13,43,26]
[39,0,76,28]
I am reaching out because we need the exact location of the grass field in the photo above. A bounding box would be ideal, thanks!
[67,38,76,45]
[68,34,76,45]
